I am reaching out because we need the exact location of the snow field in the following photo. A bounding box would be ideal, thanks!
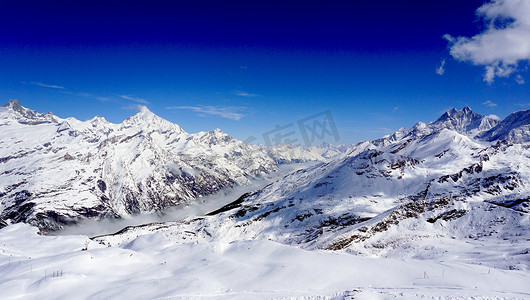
[1,223,529,299]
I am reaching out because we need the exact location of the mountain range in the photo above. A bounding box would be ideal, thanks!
[94,105,530,271]
[0,100,342,231]
[2,100,530,272]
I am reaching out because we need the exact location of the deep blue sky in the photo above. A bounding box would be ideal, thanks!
[1,0,528,145]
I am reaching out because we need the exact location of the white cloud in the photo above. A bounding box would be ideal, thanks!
[23,81,111,101]
[483,62,517,83]
[436,59,446,75]
[25,81,65,89]
[122,104,145,111]
[233,90,260,97]
[168,105,246,120]
[62,90,110,102]
[483,100,498,107]
[515,74,525,84]
[445,0,530,83]
[120,95,149,104]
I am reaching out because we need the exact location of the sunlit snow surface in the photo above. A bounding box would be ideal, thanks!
[3,104,530,298]
[1,223,529,300]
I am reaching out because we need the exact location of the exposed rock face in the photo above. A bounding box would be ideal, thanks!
[0,100,341,231]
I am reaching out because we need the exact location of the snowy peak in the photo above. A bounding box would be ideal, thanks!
[478,109,530,143]
[437,106,475,121]
[89,116,109,124]
[123,105,157,123]
[1,100,58,125]
[136,105,154,118]
[121,105,184,134]
[2,99,24,111]
[431,106,498,136]
[371,106,498,148]
[194,128,235,146]
[436,106,474,121]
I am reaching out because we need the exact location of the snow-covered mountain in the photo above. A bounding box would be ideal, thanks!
[2,104,530,298]
[478,109,530,143]
[97,106,530,271]
[0,100,341,231]
[368,105,499,149]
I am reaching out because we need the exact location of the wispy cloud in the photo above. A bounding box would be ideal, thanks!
[436,59,446,75]
[444,0,529,84]
[23,81,113,102]
[62,91,109,102]
[233,90,260,97]
[168,105,247,120]
[488,114,500,121]
[483,100,497,108]
[121,104,145,111]
[24,81,65,89]
[515,74,525,85]
[120,95,149,104]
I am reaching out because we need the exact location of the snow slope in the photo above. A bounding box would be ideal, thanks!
[1,223,529,299]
